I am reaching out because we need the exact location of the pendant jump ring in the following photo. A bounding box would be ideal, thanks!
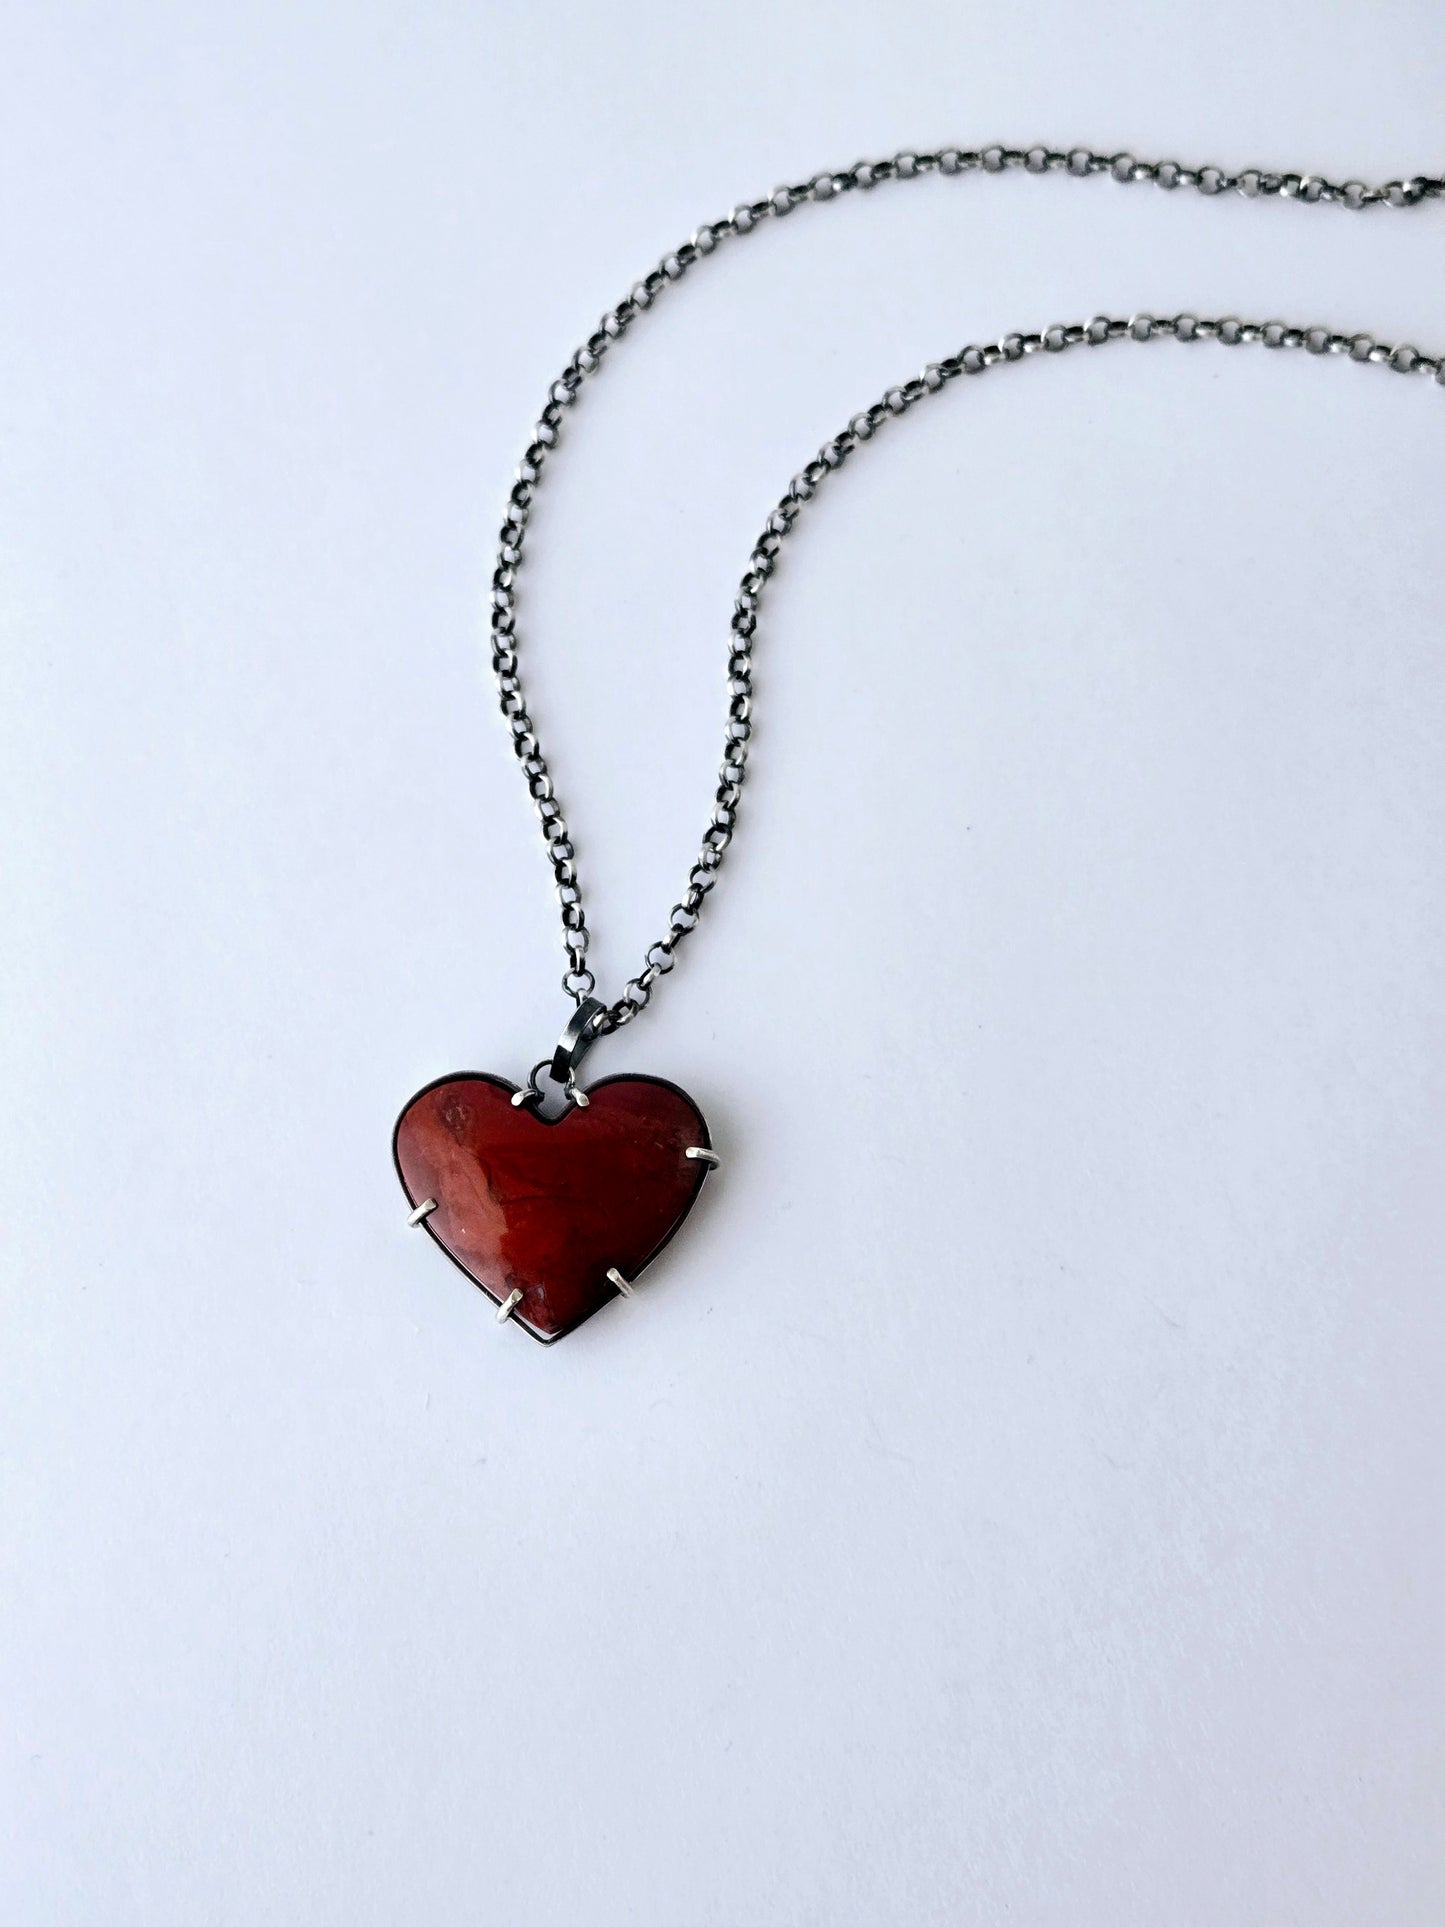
[511,1060,553,1109]
[512,994,609,1112]
[549,995,609,1090]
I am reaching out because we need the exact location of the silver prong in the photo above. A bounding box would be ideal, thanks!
[606,1266,634,1297]
[684,1146,720,1166]
[510,1089,529,1108]
[407,1197,438,1226]
[496,1287,524,1324]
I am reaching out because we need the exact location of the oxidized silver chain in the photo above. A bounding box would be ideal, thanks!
[488,144,1443,1040]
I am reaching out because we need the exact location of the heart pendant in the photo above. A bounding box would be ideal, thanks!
[393,1072,716,1342]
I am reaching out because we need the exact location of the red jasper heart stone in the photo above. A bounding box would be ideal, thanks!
[393,1073,713,1343]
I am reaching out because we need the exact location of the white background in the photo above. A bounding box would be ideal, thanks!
[3,4,1444,1922]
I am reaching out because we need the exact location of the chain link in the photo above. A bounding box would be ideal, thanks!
[487,145,1444,1030]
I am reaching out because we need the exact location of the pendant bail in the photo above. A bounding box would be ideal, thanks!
[549,995,609,1091]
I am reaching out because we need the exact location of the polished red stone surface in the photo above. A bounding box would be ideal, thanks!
[393,1073,712,1342]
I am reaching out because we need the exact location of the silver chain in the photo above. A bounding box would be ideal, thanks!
[487,144,1443,1034]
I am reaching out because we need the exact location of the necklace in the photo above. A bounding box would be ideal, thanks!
[393,142,1443,1344]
